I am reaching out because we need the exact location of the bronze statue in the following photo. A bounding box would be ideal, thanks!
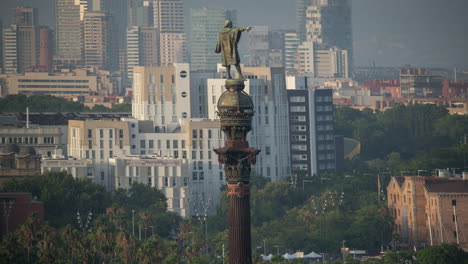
[215,20,252,80]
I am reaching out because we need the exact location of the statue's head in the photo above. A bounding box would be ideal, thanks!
[224,20,232,28]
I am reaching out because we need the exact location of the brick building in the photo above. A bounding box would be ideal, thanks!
[0,193,44,239]
[442,80,468,98]
[387,172,468,250]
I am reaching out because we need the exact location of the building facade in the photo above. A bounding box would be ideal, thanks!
[207,67,291,181]
[387,173,468,250]
[132,64,191,132]
[295,42,348,78]
[2,25,18,74]
[55,0,87,65]
[400,68,443,98]
[287,88,338,176]
[83,11,110,69]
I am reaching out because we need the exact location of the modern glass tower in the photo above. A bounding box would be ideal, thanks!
[189,8,237,72]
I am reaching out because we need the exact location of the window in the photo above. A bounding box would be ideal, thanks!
[173,140,178,148]
[100,150,104,159]
[198,161,203,170]
[192,130,197,138]
[200,151,204,160]
[100,129,104,138]
[208,130,212,139]
[192,151,196,159]
[164,177,168,186]
[199,172,204,180]
[265,146,271,155]
[166,140,170,149]
[150,74,155,83]
[119,129,124,138]
[452,199,457,206]
[109,129,113,138]
[149,140,154,149]
[182,151,187,158]
[100,140,104,149]
[119,140,123,149]
[181,140,186,148]
[290,96,305,103]
[171,74,175,83]
[140,140,146,148]
[88,140,93,149]
[109,140,113,149]
[192,172,198,180]
[160,74,164,83]
[88,129,92,138]
[199,130,203,138]
[192,140,197,149]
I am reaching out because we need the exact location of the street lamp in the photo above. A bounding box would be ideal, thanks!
[132,209,135,236]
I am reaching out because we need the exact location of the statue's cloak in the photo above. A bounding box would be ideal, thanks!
[215,28,242,66]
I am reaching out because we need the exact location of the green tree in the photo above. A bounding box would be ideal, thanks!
[416,244,468,264]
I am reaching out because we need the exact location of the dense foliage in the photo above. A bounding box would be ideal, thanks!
[0,94,131,112]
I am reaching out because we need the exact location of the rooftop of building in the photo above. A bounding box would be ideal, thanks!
[0,112,132,126]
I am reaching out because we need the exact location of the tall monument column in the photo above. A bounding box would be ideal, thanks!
[214,79,259,264]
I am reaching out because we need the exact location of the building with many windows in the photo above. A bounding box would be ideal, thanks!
[109,155,190,217]
[83,11,110,69]
[287,88,340,177]
[295,42,348,78]
[55,0,88,65]
[387,172,468,250]
[132,64,191,132]
[207,66,291,180]
[400,68,443,98]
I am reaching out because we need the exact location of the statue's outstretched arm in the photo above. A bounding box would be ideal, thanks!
[240,26,253,32]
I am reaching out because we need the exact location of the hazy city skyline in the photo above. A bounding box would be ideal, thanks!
[0,0,467,68]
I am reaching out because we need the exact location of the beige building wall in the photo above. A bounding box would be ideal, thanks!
[159,33,187,64]
[6,71,98,96]
[83,12,109,69]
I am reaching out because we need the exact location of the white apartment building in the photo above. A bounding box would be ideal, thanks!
[109,155,190,217]
[207,67,291,181]
[42,158,94,180]
[132,64,191,132]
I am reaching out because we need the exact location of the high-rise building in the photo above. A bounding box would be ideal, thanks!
[248,26,286,68]
[152,0,184,33]
[14,7,39,72]
[132,64,191,131]
[2,25,18,74]
[153,0,187,65]
[14,6,38,27]
[159,33,187,64]
[296,0,311,42]
[39,27,53,69]
[126,26,140,83]
[55,0,88,65]
[207,67,291,181]
[83,11,110,69]
[139,26,160,67]
[295,42,348,77]
[284,31,299,73]
[287,88,340,177]
[304,0,352,63]
[189,8,237,72]
[104,0,128,71]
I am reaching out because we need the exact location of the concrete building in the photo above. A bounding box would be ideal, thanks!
[0,125,67,158]
[189,8,237,72]
[39,27,53,69]
[287,88,340,176]
[159,32,187,64]
[400,68,443,98]
[303,0,352,61]
[207,67,291,180]
[14,7,39,73]
[42,157,94,180]
[4,70,99,96]
[387,172,468,250]
[0,144,41,185]
[248,26,285,68]
[126,26,140,84]
[55,0,87,65]
[109,155,189,216]
[132,64,191,131]
[83,12,110,69]
[2,25,18,74]
[152,0,184,33]
[284,31,299,74]
[295,42,348,78]
[139,26,160,67]
[68,118,135,188]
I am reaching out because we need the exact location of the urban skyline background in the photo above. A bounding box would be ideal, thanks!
[1,0,467,68]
